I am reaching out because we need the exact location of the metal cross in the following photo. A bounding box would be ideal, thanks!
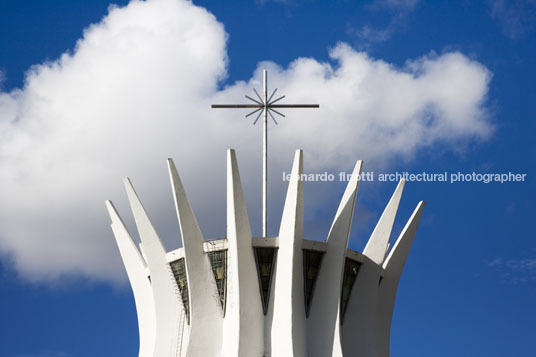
[211,69,319,238]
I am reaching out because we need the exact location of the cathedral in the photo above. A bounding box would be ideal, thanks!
[106,148,424,356]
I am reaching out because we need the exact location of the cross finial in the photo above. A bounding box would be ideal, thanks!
[211,69,319,237]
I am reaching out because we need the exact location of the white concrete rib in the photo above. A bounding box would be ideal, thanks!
[376,201,425,357]
[223,149,264,357]
[106,201,156,357]
[271,150,307,357]
[107,153,425,357]
[307,160,363,357]
[341,179,405,356]
[124,178,185,357]
[168,159,223,356]
[364,179,406,265]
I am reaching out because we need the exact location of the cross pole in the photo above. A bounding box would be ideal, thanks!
[211,69,319,238]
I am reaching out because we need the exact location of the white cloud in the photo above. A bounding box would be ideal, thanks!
[0,0,492,284]
[255,0,297,6]
[348,0,420,46]
[489,0,536,40]
[369,0,420,11]
[488,257,536,284]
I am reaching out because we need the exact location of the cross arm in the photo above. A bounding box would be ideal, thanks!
[269,104,319,108]
[211,104,263,108]
[211,104,319,109]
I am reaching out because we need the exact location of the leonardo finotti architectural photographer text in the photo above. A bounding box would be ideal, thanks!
[282,171,527,184]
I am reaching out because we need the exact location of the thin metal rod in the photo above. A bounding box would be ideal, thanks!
[262,69,268,238]
[269,107,286,118]
[254,88,264,104]
[253,109,263,125]
[211,104,318,108]
[269,95,286,105]
[246,107,263,118]
[268,109,278,125]
[267,88,278,103]
[246,95,263,105]
[269,104,319,108]
[211,104,262,108]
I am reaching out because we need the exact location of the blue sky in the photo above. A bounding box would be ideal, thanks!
[0,0,535,356]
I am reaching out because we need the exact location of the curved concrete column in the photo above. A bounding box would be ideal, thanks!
[106,201,156,357]
[270,150,307,357]
[124,178,186,357]
[376,201,425,357]
[168,159,223,356]
[307,160,363,357]
[363,180,406,265]
[108,153,426,357]
[341,180,405,357]
[223,149,264,357]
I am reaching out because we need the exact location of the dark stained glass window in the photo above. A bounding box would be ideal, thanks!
[170,258,190,324]
[303,249,324,317]
[208,250,227,315]
[253,247,277,315]
[340,258,361,323]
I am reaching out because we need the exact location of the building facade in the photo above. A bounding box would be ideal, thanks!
[106,149,425,357]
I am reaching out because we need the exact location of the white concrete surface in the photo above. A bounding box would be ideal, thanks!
[124,178,187,357]
[270,150,307,357]
[106,152,425,357]
[168,159,223,356]
[376,201,425,357]
[223,149,265,357]
[341,180,405,356]
[307,160,363,357]
[106,201,156,357]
